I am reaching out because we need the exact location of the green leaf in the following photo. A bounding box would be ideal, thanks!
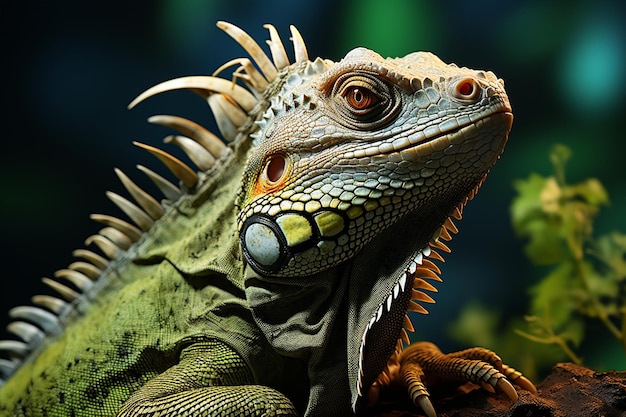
[596,233,626,282]
[576,260,620,317]
[539,177,562,214]
[511,173,548,233]
[522,219,569,265]
[515,327,556,345]
[511,174,570,264]
[568,178,609,207]
[529,262,579,328]
[515,315,583,347]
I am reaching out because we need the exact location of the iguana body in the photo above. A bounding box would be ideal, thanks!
[0,22,534,416]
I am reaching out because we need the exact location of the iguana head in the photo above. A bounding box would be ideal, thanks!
[238,47,511,277]
[234,27,512,411]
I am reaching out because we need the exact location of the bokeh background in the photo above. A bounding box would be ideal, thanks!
[1,0,624,378]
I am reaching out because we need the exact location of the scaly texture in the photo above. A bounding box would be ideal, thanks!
[0,22,534,417]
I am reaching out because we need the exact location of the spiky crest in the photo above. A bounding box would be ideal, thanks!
[0,22,311,385]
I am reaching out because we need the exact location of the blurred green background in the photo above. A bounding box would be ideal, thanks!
[1,1,624,377]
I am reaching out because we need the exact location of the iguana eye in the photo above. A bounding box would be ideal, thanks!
[260,153,290,189]
[343,86,379,110]
[265,154,287,183]
[330,72,401,130]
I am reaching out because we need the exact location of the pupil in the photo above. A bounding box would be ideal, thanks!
[266,155,286,183]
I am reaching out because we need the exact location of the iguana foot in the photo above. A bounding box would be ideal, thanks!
[377,341,537,417]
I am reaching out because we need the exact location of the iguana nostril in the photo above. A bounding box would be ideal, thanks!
[452,78,481,102]
[457,80,474,96]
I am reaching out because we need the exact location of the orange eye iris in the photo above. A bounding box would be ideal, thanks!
[249,154,291,201]
[344,86,378,110]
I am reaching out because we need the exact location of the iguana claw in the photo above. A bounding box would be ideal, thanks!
[500,365,538,395]
[416,394,437,417]
[402,361,435,416]
[494,378,518,401]
[396,341,536,416]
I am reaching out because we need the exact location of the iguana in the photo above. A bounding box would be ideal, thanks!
[0,21,535,416]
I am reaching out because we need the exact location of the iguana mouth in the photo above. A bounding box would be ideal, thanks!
[412,107,513,157]
[366,106,512,160]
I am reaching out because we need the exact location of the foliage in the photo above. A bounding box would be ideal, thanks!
[511,144,626,364]
[449,144,625,377]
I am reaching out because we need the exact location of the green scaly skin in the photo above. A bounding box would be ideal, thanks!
[0,22,535,417]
